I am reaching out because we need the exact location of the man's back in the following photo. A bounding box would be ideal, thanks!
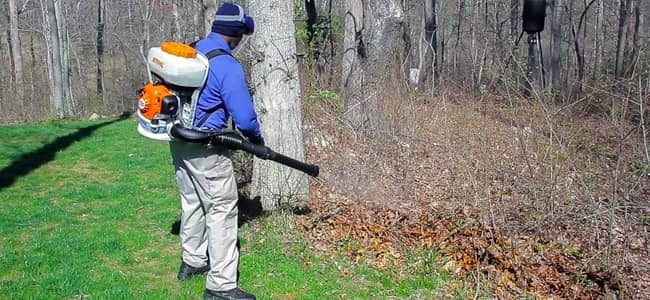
[193,33,261,140]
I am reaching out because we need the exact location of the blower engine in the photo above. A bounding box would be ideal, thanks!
[136,41,210,141]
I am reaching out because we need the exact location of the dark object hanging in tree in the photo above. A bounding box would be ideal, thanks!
[523,0,547,34]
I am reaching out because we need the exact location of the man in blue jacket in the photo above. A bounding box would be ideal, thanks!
[169,3,261,300]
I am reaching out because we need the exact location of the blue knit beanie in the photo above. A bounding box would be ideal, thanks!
[211,3,255,37]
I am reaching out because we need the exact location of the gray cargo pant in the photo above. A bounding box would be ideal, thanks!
[170,141,239,291]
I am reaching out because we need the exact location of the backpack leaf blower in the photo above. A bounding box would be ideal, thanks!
[135,41,320,177]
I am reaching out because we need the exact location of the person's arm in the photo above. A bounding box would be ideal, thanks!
[217,59,262,141]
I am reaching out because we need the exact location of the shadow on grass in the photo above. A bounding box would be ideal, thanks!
[0,114,130,191]
[170,193,265,235]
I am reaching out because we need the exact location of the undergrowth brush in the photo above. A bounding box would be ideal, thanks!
[300,75,649,298]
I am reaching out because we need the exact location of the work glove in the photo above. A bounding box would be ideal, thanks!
[249,135,265,146]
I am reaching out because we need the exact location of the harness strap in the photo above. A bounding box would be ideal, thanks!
[195,47,231,128]
[204,48,229,60]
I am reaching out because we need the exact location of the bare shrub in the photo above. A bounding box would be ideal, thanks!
[301,62,649,297]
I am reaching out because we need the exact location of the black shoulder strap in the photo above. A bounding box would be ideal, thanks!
[204,48,230,60]
[195,48,230,128]
[190,40,231,60]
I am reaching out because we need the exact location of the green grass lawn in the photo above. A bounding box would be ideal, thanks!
[0,118,459,299]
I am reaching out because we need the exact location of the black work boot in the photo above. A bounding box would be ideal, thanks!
[177,261,210,280]
[204,288,256,300]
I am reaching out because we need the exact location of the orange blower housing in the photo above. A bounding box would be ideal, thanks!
[136,83,180,141]
[138,83,173,120]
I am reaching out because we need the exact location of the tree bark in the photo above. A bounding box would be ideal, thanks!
[341,0,405,131]
[454,0,465,73]
[142,0,152,50]
[43,0,65,118]
[593,0,603,80]
[8,0,24,103]
[249,0,309,210]
[171,1,182,41]
[615,0,631,78]
[55,0,74,116]
[420,0,437,90]
[202,0,217,36]
[510,0,519,42]
[626,0,642,76]
[97,0,106,107]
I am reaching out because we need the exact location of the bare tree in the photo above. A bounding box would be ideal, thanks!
[593,0,604,80]
[249,0,309,210]
[57,0,73,116]
[202,0,217,36]
[626,0,642,76]
[141,0,153,50]
[615,0,632,78]
[454,0,465,73]
[420,0,437,90]
[511,0,520,41]
[41,0,65,119]
[7,0,23,103]
[96,0,105,107]
[0,0,648,124]
[568,0,597,90]
[342,0,405,131]
[171,0,181,40]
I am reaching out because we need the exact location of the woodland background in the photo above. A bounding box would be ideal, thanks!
[1,0,649,298]
[0,0,648,123]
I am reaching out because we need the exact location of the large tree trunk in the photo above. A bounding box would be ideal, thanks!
[612,0,633,118]
[8,0,24,103]
[56,0,74,116]
[249,0,309,210]
[40,0,74,118]
[341,0,405,132]
[593,0,603,80]
[142,0,153,50]
[626,0,642,76]
[171,1,182,41]
[615,0,631,78]
[202,0,217,36]
[43,0,66,118]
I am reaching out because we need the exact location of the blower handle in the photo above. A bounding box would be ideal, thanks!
[169,125,319,177]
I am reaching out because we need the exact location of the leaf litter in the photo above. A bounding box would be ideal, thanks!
[298,96,648,299]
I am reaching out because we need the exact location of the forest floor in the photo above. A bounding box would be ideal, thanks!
[298,88,649,299]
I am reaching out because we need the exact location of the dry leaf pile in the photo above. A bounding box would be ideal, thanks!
[298,95,648,298]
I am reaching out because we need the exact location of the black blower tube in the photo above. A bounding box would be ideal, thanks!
[170,125,320,177]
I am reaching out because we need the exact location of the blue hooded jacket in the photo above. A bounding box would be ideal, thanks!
[193,33,261,140]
